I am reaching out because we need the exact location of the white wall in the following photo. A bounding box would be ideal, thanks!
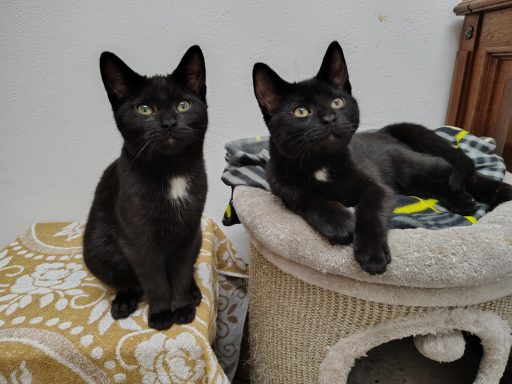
[0,1,462,256]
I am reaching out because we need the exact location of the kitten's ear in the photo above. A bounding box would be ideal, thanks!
[174,45,206,100]
[253,63,287,115]
[100,52,143,107]
[317,41,351,94]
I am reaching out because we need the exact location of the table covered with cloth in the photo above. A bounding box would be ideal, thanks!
[0,216,248,383]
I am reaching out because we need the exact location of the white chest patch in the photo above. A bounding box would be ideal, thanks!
[314,167,330,182]
[168,176,189,202]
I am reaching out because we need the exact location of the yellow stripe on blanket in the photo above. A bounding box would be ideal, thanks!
[393,197,440,214]
[225,203,232,219]
[454,129,469,148]
[464,215,478,224]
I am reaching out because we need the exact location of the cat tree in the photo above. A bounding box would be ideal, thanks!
[234,173,512,383]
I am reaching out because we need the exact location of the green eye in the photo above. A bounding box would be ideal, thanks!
[176,100,191,112]
[331,97,345,109]
[136,104,154,115]
[293,106,310,118]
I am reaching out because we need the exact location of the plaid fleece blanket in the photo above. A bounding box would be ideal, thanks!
[221,127,507,229]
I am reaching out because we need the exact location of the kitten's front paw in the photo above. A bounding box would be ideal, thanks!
[322,218,355,245]
[148,309,174,330]
[172,304,197,325]
[354,240,391,275]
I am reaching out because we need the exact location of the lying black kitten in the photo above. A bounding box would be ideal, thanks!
[83,46,207,330]
[253,41,512,275]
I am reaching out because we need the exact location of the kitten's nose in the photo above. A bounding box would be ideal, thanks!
[322,114,336,124]
[161,119,177,130]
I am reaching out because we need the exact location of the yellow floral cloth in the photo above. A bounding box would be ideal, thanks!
[0,216,247,383]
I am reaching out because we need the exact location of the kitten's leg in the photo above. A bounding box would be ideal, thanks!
[468,173,512,207]
[83,228,144,320]
[296,199,355,245]
[403,154,477,215]
[354,183,394,275]
[111,289,142,319]
[382,123,475,191]
[408,178,477,216]
[122,244,174,330]
[437,189,477,216]
[167,228,203,325]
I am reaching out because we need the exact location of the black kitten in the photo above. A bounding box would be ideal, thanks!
[83,46,207,330]
[253,41,512,275]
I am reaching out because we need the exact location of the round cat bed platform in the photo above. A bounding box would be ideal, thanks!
[234,172,512,383]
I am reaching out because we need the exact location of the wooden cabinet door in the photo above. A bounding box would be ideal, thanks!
[447,7,512,169]
[472,9,512,167]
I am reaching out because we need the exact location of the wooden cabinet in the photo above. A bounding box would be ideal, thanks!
[446,0,512,170]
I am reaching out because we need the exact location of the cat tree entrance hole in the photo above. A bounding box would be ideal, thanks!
[347,333,482,384]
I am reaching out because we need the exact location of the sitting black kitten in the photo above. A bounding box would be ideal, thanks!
[252,41,512,275]
[83,46,207,330]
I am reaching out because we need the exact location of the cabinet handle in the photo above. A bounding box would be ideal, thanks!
[465,26,474,40]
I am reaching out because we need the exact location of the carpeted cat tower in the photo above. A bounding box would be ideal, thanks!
[234,173,512,384]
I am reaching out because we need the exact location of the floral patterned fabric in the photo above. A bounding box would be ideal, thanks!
[0,216,248,384]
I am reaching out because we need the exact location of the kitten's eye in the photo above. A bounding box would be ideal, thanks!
[136,104,154,115]
[331,97,345,109]
[293,106,311,118]
[176,101,191,112]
